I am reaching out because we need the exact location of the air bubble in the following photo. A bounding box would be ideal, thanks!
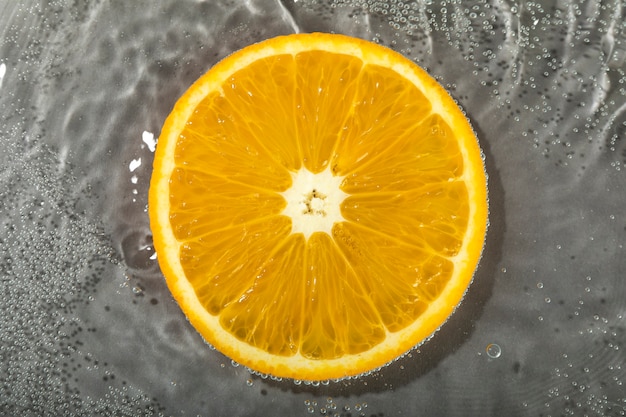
[486,343,502,358]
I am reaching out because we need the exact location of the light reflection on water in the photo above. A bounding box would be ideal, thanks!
[1,1,625,416]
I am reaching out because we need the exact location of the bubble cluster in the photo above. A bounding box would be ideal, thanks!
[303,397,369,417]
[0,139,169,415]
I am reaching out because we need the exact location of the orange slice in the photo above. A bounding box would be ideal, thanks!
[149,33,488,381]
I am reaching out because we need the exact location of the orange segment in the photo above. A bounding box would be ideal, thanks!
[149,33,488,381]
[168,168,287,238]
[294,51,363,172]
[331,63,432,175]
[300,232,386,359]
[179,216,293,315]
[341,182,469,254]
[332,221,444,330]
[219,54,301,172]
[340,113,464,192]
[177,92,292,189]
[219,234,306,356]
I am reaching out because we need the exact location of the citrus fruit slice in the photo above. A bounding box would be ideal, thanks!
[149,33,488,381]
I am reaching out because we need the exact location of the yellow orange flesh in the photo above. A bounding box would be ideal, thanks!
[149,33,488,381]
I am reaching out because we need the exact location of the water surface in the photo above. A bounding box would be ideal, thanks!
[1,1,625,416]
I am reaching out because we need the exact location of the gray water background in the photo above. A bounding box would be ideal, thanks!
[1,0,625,416]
